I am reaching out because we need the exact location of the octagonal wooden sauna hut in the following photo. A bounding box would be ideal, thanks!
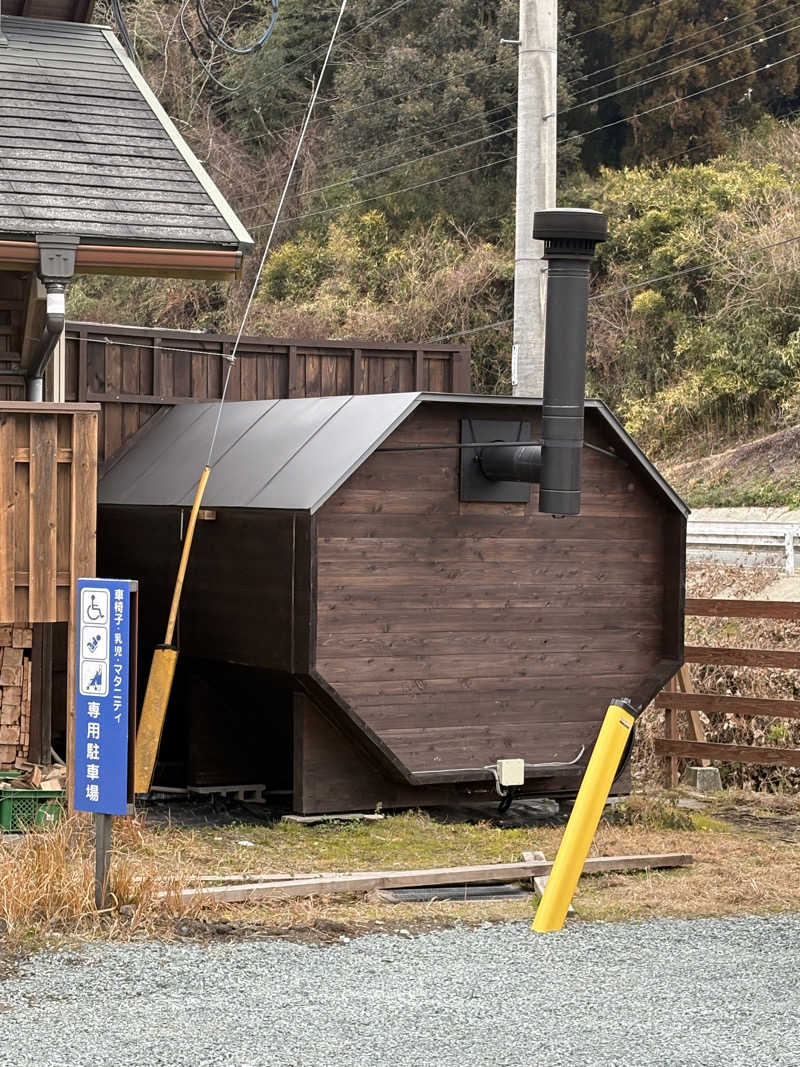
[97,391,687,813]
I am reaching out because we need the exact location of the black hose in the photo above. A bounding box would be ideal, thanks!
[497,788,515,814]
[612,726,636,786]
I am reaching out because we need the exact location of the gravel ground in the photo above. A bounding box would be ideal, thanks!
[1,914,799,1066]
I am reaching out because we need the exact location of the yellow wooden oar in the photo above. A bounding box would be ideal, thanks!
[133,465,211,795]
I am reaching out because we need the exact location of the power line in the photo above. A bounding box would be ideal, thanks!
[319,101,515,172]
[568,0,683,41]
[425,230,800,342]
[229,55,508,145]
[570,0,795,94]
[239,124,515,215]
[205,0,349,466]
[222,0,682,116]
[321,8,800,175]
[210,0,415,104]
[560,12,800,116]
[195,0,278,55]
[246,154,515,231]
[238,44,800,228]
[180,0,245,93]
[560,46,800,145]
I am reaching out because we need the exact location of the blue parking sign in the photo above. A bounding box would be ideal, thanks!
[74,578,134,816]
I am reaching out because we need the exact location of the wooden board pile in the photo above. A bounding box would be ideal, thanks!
[0,625,33,769]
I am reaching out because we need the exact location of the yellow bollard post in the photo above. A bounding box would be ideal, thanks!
[533,697,641,933]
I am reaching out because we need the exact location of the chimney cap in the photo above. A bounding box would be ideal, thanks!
[533,208,608,245]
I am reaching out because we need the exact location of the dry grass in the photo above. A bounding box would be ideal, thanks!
[3,792,800,950]
[0,814,190,951]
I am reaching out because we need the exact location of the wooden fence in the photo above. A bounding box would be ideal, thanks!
[654,598,800,786]
[63,322,471,466]
[0,402,98,624]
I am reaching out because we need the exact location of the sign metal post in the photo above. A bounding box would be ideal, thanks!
[73,578,138,910]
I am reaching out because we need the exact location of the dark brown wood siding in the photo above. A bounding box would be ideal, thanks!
[66,323,471,465]
[314,401,682,781]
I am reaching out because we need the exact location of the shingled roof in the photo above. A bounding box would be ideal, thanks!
[0,16,252,251]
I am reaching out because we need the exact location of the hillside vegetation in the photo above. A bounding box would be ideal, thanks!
[72,1,800,499]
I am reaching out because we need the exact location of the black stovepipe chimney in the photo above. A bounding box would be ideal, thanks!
[535,208,607,516]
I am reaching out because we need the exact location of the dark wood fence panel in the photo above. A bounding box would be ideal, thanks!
[0,402,98,624]
[654,599,800,783]
[65,322,471,465]
[0,273,26,402]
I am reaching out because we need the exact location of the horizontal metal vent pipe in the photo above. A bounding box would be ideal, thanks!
[479,443,541,484]
[534,208,607,516]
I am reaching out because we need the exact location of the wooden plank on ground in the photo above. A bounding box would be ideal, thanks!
[685,598,800,620]
[168,853,693,905]
[655,738,800,768]
[524,849,574,914]
[684,646,800,670]
[654,692,800,719]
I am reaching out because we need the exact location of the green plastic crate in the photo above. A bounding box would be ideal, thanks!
[0,789,64,832]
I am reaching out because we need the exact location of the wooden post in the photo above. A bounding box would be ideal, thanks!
[676,664,710,766]
[287,345,298,398]
[95,812,112,909]
[352,349,362,395]
[414,349,424,391]
[663,674,679,789]
[29,623,52,764]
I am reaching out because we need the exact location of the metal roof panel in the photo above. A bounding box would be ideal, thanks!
[98,393,688,517]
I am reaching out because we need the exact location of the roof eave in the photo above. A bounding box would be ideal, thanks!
[0,239,243,281]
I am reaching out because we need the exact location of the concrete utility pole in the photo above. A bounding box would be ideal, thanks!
[511,0,557,398]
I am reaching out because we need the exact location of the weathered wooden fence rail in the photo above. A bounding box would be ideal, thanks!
[64,322,471,465]
[654,597,800,785]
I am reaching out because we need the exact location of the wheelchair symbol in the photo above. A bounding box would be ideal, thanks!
[81,588,109,626]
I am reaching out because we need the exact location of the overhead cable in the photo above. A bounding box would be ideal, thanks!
[196,0,278,54]
[561,46,800,144]
[424,230,800,342]
[241,47,800,228]
[567,0,682,41]
[240,125,516,215]
[204,0,349,467]
[570,0,796,93]
[246,154,515,232]
[561,13,800,115]
[111,0,135,58]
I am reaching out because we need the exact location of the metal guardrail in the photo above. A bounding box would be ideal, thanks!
[687,520,800,573]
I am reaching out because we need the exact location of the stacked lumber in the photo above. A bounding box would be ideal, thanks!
[0,625,33,769]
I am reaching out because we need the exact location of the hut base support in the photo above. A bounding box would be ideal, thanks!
[293,694,460,814]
